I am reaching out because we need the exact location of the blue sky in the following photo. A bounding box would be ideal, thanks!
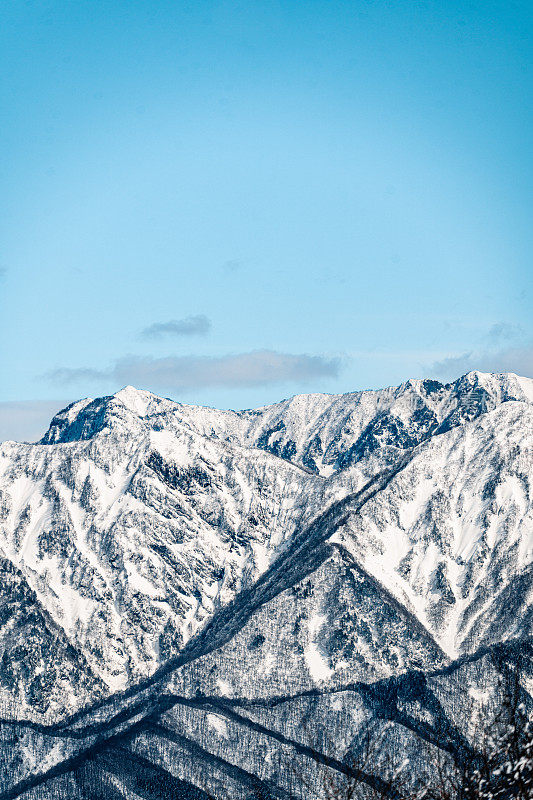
[1,0,532,441]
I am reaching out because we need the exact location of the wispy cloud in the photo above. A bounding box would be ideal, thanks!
[486,322,523,345]
[0,400,71,443]
[140,314,211,339]
[43,350,341,391]
[429,343,533,382]
[222,259,244,273]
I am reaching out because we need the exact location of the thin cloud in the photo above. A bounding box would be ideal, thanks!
[429,343,533,382]
[44,367,104,384]
[140,315,211,339]
[222,259,244,273]
[487,322,523,345]
[43,350,342,392]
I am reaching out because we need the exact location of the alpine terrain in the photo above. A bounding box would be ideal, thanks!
[0,370,531,799]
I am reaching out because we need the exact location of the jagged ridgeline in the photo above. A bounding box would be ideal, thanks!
[0,371,531,799]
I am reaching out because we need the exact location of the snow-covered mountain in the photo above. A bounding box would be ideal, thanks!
[0,371,531,799]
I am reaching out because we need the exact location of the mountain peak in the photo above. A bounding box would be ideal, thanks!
[114,385,164,417]
[35,370,533,449]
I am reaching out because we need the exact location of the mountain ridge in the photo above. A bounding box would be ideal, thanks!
[0,370,531,716]
[0,371,531,798]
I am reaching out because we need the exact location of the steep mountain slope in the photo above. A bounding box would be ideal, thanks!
[0,372,531,798]
[336,399,533,657]
[0,557,104,717]
[0,371,531,721]
[0,418,321,697]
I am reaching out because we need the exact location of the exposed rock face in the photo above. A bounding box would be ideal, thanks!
[0,371,531,799]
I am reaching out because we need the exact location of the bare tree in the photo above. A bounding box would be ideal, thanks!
[287,656,532,800]
[417,655,533,800]
[288,715,411,800]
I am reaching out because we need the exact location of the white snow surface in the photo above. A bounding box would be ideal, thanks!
[0,370,531,715]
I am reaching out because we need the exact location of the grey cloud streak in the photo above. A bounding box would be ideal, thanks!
[487,322,523,343]
[140,315,211,339]
[429,343,533,382]
[44,350,341,391]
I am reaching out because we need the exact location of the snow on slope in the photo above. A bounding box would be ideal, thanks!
[0,410,322,695]
[0,371,531,717]
[335,399,533,657]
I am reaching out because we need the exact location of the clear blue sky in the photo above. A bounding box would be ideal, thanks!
[1,0,532,440]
